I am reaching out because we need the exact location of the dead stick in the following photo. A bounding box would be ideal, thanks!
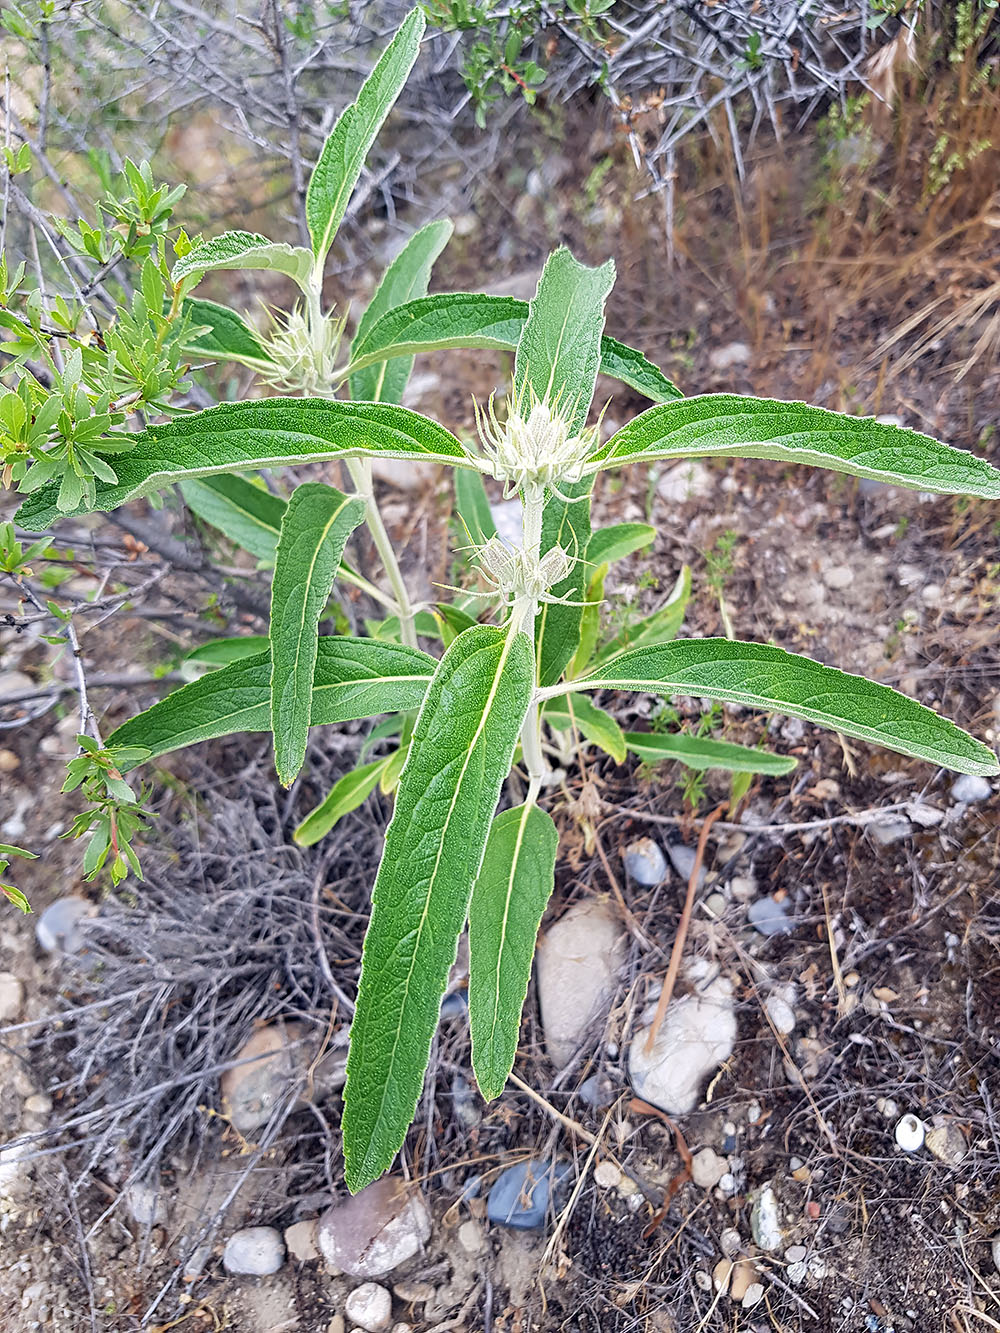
[644,803,728,1055]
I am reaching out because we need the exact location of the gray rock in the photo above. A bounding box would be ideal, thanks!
[708,341,751,371]
[35,897,95,954]
[747,896,794,937]
[0,671,33,699]
[345,1282,392,1332]
[992,1236,1000,1275]
[622,837,667,885]
[536,899,625,1067]
[578,1073,615,1109]
[869,816,913,847]
[629,961,737,1115]
[951,774,992,804]
[486,1159,571,1230]
[665,840,705,888]
[0,971,24,1023]
[749,1183,783,1251]
[318,1179,431,1278]
[223,1226,285,1276]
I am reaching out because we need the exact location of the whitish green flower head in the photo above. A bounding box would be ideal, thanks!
[473,387,599,502]
[475,535,572,605]
[259,304,347,395]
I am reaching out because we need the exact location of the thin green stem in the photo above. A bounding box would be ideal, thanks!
[517,486,550,791]
[346,456,418,650]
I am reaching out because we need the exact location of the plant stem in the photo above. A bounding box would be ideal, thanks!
[345,456,418,650]
[519,486,550,795]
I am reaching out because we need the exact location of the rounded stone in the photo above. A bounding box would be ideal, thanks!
[925,1122,966,1166]
[622,838,667,886]
[222,1226,285,1276]
[536,900,625,1067]
[125,1181,167,1227]
[457,1220,485,1255]
[318,1179,431,1278]
[0,971,24,1023]
[629,963,736,1116]
[765,992,797,1036]
[285,1219,320,1263]
[35,897,95,954]
[690,1148,727,1190]
[345,1283,392,1333]
[729,1259,759,1303]
[951,774,992,804]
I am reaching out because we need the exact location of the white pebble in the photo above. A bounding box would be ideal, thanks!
[894,1114,926,1152]
[992,1236,1000,1275]
[223,1227,285,1276]
[345,1283,392,1333]
[593,1160,623,1190]
[951,774,992,804]
[742,1282,765,1309]
[765,993,797,1036]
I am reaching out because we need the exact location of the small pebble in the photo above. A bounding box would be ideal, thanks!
[0,972,24,1023]
[35,897,95,954]
[876,1097,899,1119]
[787,1260,808,1285]
[691,1148,728,1190]
[720,1228,742,1258]
[578,1073,615,1109]
[785,1245,806,1263]
[746,1100,762,1125]
[694,1271,713,1292]
[708,341,751,371]
[748,896,794,937]
[594,1160,623,1191]
[765,992,797,1036]
[742,1283,765,1309]
[622,837,667,885]
[223,1227,285,1276]
[991,1236,1000,1275]
[285,1219,320,1263]
[665,839,705,887]
[717,1173,737,1197]
[951,774,992,804]
[712,1259,733,1294]
[894,1114,926,1152]
[487,1159,571,1230]
[704,892,726,918]
[729,1259,759,1302]
[457,1220,484,1255]
[345,1283,392,1333]
[0,749,19,773]
[750,1183,783,1251]
[125,1181,167,1228]
[728,875,757,902]
[925,1122,966,1166]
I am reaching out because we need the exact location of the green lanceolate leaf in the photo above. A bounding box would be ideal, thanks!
[181,473,286,563]
[108,637,435,765]
[625,730,797,776]
[586,522,656,567]
[591,565,691,667]
[343,624,534,1191]
[568,561,606,679]
[454,467,497,546]
[15,400,474,529]
[591,396,1000,498]
[172,231,314,291]
[270,483,366,786]
[545,693,626,763]
[468,802,558,1100]
[307,8,425,264]
[350,218,452,404]
[547,639,999,776]
[294,756,393,846]
[181,298,274,368]
[344,293,681,403]
[514,247,615,429]
[184,635,271,668]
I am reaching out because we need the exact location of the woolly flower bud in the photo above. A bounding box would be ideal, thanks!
[259,304,346,395]
[473,389,599,501]
[476,536,572,603]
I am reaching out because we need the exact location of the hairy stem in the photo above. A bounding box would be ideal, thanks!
[519,486,550,794]
[345,456,418,650]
